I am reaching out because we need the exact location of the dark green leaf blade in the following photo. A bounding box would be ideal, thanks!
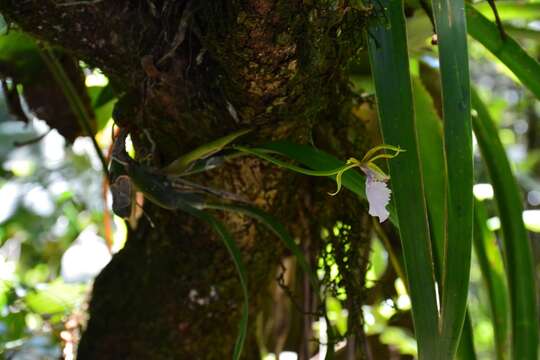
[473,198,510,359]
[467,4,540,99]
[184,208,249,360]
[412,76,445,272]
[471,88,538,360]
[367,0,439,357]
[203,203,342,356]
[204,203,319,289]
[414,73,477,360]
[432,0,474,357]
[456,313,477,360]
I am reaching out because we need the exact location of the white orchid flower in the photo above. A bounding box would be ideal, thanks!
[362,165,392,223]
[329,145,404,223]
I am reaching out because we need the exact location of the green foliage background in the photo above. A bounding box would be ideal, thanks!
[1,1,540,359]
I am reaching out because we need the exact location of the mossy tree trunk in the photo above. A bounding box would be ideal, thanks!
[0,1,378,358]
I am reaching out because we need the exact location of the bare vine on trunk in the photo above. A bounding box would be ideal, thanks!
[0,0,378,358]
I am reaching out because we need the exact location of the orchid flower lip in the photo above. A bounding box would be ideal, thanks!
[365,179,391,223]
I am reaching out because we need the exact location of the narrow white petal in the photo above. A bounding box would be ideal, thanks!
[366,180,391,223]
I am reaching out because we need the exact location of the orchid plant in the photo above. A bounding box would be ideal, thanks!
[236,143,404,224]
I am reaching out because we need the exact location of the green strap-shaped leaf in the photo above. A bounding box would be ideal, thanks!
[367,0,439,357]
[431,0,474,358]
[204,203,319,290]
[503,25,540,42]
[467,4,540,99]
[184,207,249,360]
[412,76,445,276]
[456,313,477,360]
[162,129,252,175]
[204,204,338,356]
[414,73,478,359]
[473,198,510,360]
[39,48,110,179]
[471,88,538,360]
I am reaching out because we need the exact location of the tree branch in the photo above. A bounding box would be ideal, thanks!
[0,0,155,84]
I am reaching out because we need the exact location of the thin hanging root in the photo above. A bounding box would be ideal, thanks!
[487,0,506,40]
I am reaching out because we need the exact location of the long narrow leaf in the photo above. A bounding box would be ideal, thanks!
[38,48,109,179]
[203,204,339,356]
[204,203,319,290]
[367,0,439,357]
[473,198,510,360]
[471,88,538,359]
[504,25,540,43]
[431,0,474,357]
[412,76,445,273]
[413,74,477,359]
[456,313,477,360]
[184,207,249,360]
[467,4,540,99]
[162,129,251,175]
[504,25,540,42]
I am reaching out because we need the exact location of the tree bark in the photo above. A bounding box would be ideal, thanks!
[0,1,377,358]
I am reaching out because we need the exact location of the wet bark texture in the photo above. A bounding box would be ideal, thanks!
[0,1,378,358]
